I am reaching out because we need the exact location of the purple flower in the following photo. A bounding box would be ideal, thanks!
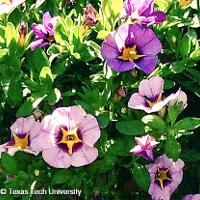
[123,0,166,26]
[101,24,162,74]
[0,0,25,14]
[30,12,57,51]
[128,76,185,113]
[34,106,101,168]
[83,4,98,27]
[183,194,200,200]
[130,135,159,160]
[1,117,42,156]
[147,154,184,200]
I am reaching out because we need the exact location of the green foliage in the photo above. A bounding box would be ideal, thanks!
[116,120,145,135]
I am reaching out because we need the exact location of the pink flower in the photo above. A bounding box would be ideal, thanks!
[0,0,25,15]
[147,154,184,200]
[1,117,42,156]
[34,106,101,168]
[183,194,200,200]
[128,76,185,113]
[130,135,159,160]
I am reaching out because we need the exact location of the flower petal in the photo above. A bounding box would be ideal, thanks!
[139,76,164,100]
[129,24,162,55]
[42,147,71,168]
[79,114,100,146]
[71,144,98,167]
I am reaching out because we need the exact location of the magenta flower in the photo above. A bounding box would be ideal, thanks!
[130,135,159,160]
[0,0,25,14]
[30,12,57,51]
[123,0,166,26]
[34,106,101,168]
[128,76,185,113]
[183,194,200,200]
[1,117,42,156]
[101,24,162,74]
[147,154,184,200]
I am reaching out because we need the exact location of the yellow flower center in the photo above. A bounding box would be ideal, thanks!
[58,127,82,156]
[146,93,162,108]
[0,0,11,5]
[12,133,29,150]
[118,45,144,61]
[179,0,192,7]
[155,168,172,190]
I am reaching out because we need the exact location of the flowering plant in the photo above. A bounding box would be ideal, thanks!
[0,0,200,199]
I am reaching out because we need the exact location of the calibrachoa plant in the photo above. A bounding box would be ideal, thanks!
[0,0,200,199]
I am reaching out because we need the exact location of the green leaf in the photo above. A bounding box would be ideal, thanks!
[97,30,109,40]
[16,101,33,117]
[1,153,20,175]
[174,117,200,132]
[142,115,167,131]
[7,80,23,107]
[5,22,17,47]
[54,17,69,45]
[116,120,145,135]
[26,48,49,74]
[52,170,73,185]
[165,137,181,161]
[39,66,54,82]
[110,137,133,156]
[190,49,200,60]
[179,32,191,60]
[97,112,110,128]
[131,163,150,191]
[169,61,185,74]
[0,49,8,59]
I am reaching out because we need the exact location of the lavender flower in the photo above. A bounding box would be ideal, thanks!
[183,194,200,200]
[0,117,42,156]
[123,0,166,26]
[130,135,159,160]
[30,12,57,51]
[101,24,162,74]
[34,106,101,168]
[128,76,186,113]
[147,154,184,200]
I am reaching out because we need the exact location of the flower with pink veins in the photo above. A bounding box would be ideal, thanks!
[0,0,25,15]
[34,106,101,168]
[130,134,159,160]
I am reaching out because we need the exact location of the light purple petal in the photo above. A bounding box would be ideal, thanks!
[30,39,45,51]
[10,117,36,134]
[139,76,164,100]
[71,144,98,167]
[52,106,86,130]
[79,114,100,147]
[42,146,71,168]
[128,93,147,109]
